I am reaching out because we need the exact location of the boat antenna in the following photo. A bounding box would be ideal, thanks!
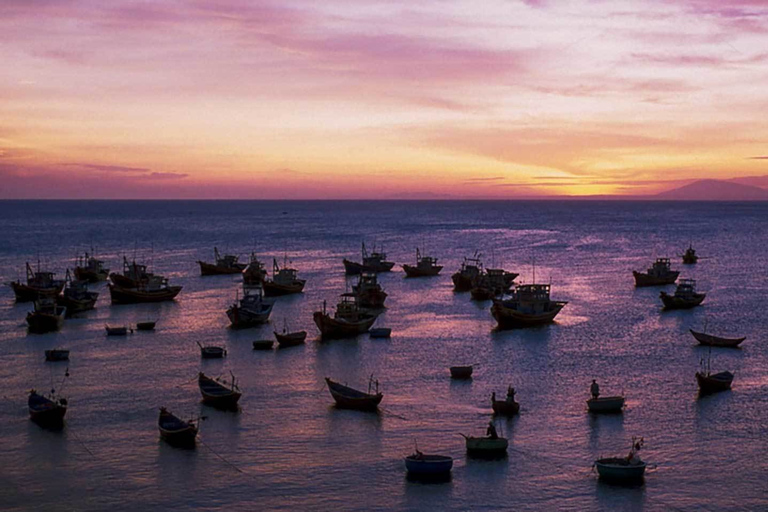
[532,252,536,284]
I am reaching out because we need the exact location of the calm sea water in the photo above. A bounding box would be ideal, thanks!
[1,200,766,511]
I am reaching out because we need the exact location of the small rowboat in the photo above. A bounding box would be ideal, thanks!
[105,325,131,336]
[158,407,198,447]
[690,329,745,348]
[404,453,453,475]
[449,365,473,379]
[326,377,383,411]
[45,349,70,362]
[197,341,226,359]
[274,330,307,348]
[136,321,156,331]
[595,457,647,482]
[29,390,67,427]
[369,328,392,339]
[696,371,734,394]
[198,372,241,409]
[462,435,508,456]
[587,396,625,413]
[252,339,274,350]
[491,399,519,416]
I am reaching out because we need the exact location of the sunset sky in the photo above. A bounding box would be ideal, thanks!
[1,0,767,199]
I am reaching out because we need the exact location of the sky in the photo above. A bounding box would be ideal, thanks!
[1,0,767,199]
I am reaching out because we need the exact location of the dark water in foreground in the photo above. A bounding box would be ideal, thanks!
[1,200,766,511]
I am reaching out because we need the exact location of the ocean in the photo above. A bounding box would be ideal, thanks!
[1,200,766,511]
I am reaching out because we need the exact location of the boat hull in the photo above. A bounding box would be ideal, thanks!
[451,273,474,292]
[199,375,241,409]
[26,311,65,334]
[405,455,453,475]
[450,366,473,379]
[60,292,98,316]
[74,268,108,282]
[275,331,307,347]
[491,300,566,329]
[201,347,226,359]
[402,264,443,277]
[29,393,67,427]
[633,271,679,287]
[45,349,70,361]
[198,261,246,276]
[492,400,520,416]
[252,340,274,350]
[227,304,273,328]
[109,284,182,304]
[696,371,733,394]
[369,328,391,338]
[263,279,306,297]
[595,459,646,482]
[136,321,156,331]
[326,378,383,410]
[690,329,744,348]
[587,396,625,413]
[343,259,395,275]
[11,282,64,303]
[313,312,377,339]
[660,292,705,310]
[464,436,508,456]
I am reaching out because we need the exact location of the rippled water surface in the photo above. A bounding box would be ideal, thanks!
[1,200,766,511]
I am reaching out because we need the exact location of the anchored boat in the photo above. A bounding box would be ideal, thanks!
[26,298,66,334]
[29,389,68,427]
[462,424,509,457]
[59,270,98,316]
[74,251,109,282]
[109,257,153,288]
[197,341,226,359]
[689,328,745,348]
[491,283,567,329]
[633,258,679,287]
[660,279,705,310]
[263,257,306,296]
[313,295,379,339]
[450,365,473,379]
[682,244,699,264]
[242,252,268,286]
[198,247,246,276]
[451,253,483,292]
[325,376,383,410]
[45,349,70,362]
[352,272,387,309]
[491,387,519,416]
[470,268,517,301]
[404,452,453,476]
[343,242,395,275]
[696,349,733,394]
[109,276,182,304]
[227,287,274,328]
[402,249,443,277]
[587,396,625,413]
[158,407,198,447]
[274,319,307,347]
[595,438,647,483]
[198,372,241,409]
[11,262,65,302]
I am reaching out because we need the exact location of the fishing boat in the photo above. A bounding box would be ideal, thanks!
[11,262,65,302]
[198,372,242,409]
[696,348,734,394]
[105,325,131,336]
[59,270,98,316]
[402,249,443,277]
[108,276,182,304]
[44,349,70,362]
[29,389,68,427]
[343,242,395,275]
[136,321,156,331]
[252,339,274,350]
[242,252,267,286]
[689,328,745,348]
[263,257,306,296]
[197,341,226,359]
[325,376,383,410]
[462,432,509,456]
[369,327,391,339]
[682,244,698,264]
[274,323,307,348]
[198,247,247,276]
[74,251,109,282]
[660,279,705,310]
[313,295,379,339]
[109,257,153,288]
[491,387,519,416]
[450,365,473,379]
[404,452,453,476]
[633,258,679,287]
[227,287,274,328]
[491,283,567,329]
[587,396,625,413]
[158,407,198,447]
[595,438,647,483]
[451,253,483,292]
[471,268,518,300]
[352,272,388,308]
[26,298,66,334]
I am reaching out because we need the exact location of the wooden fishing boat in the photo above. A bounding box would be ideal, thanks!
[696,371,734,394]
[660,279,705,310]
[313,295,379,339]
[227,287,274,328]
[471,268,518,300]
[689,329,745,348]
[28,389,67,427]
[105,324,131,336]
[491,283,567,329]
[74,251,109,282]
[595,438,646,483]
[108,277,182,304]
[462,434,508,456]
[402,249,443,277]
[587,396,625,413]
[198,247,247,276]
[449,365,473,379]
[404,452,453,475]
[45,349,70,362]
[11,262,65,302]
[491,387,519,416]
[136,321,156,331]
[263,257,306,296]
[242,252,267,286]
[352,272,387,308]
[26,298,66,334]
[197,341,226,359]
[451,253,483,291]
[274,328,307,348]
[252,339,274,350]
[633,258,679,287]
[198,372,241,409]
[59,271,98,316]
[326,377,383,410]
[682,244,698,264]
[369,328,391,339]
[109,257,153,288]
[158,407,198,447]
[343,242,395,275]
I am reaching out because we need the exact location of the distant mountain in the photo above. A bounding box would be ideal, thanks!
[655,179,768,200]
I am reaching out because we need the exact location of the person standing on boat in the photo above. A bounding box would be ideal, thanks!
[486,422,498,439]
[506,386,516,404]
[590,379,600,399]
